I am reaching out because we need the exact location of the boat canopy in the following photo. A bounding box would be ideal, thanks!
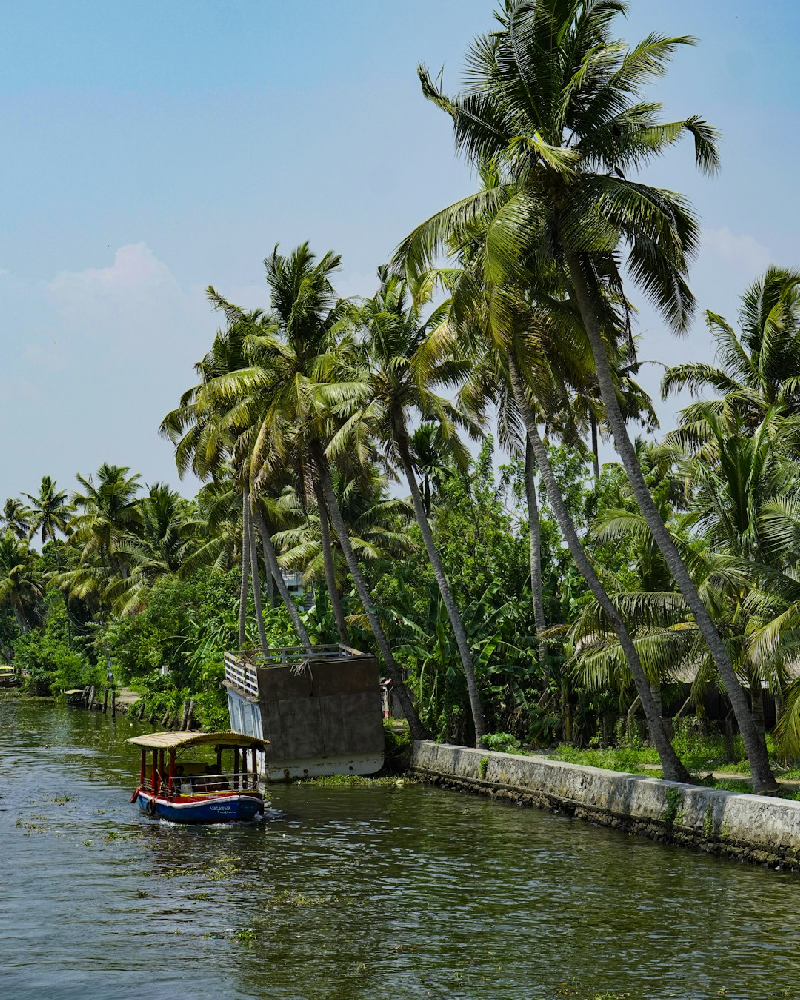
[127,730,269,751]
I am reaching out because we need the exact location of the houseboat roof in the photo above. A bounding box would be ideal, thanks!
[127,730,269,751]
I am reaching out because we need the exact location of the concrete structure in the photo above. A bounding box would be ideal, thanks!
[225,645,384,780]
[411,741,800,869]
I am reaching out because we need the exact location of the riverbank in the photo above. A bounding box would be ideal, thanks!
[410,741,800,870]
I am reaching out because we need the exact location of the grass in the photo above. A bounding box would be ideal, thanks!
[542,732,800,800]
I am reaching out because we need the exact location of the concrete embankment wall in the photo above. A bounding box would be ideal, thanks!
[410,741,800,869]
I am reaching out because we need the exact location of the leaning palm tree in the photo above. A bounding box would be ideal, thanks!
[419,251,689,777]
[399,0,774,789]
[330,268,488,744]
[24,476,72,544]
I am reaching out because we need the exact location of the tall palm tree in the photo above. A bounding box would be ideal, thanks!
[24,476,72,544]
[198,245,430,738]
[410,422,458,516]
[332,268,488,744]
[413,253,688,777]
[400,0,774,789]
[161,299,275,653]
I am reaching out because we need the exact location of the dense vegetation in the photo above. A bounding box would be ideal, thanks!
[5,1,800,792]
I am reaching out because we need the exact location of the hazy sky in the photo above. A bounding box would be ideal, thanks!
[1,0,799,502]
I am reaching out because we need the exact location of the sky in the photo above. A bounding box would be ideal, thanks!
[1,0,799,503]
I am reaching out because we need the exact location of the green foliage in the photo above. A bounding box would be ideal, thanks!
[383,721,412,773]
[12,595,98,695]
[483,732,522,754]
[663,787,684,826]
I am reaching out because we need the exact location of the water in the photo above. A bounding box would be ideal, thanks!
[0,699,797,1000]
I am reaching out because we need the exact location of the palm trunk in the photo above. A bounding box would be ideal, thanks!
[238,490,250,650]
[12,604,28,635]
[525,438,548,674]
[396,423,486,747]
[311,444,429,741]
[507,351,689,782]
[590,411,600,482]
[253,506,313,653]
[267,568,275,609]
[424,474,431,517]
[750,675,766,738]
[246,490,268,657]
[565,251,776,792]
[312,477,349,645]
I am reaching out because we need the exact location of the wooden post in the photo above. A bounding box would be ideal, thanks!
[251,747,257,787]
[139,748,145,788]
[233,747,239,790]
[151,750,157,795]
[111,689,116,719]
[102,687,109,714]
[168,750,175,798]
[87,685,95,711]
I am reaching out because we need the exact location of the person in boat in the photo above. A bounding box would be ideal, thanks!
[204,764,229,791]
[171,764,186,795]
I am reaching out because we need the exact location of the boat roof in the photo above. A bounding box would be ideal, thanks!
[127,730,269,751]
[63,688,84,695]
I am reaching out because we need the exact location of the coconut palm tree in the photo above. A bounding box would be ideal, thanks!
[161,299,276,653]
[399,0,774,789]
[274,469,413,601]
[663,267,800,429]
[70,464,142,578]
[0,499,32,540]
[106,484,203,615]
[330,268,488,744]
[198,245,429,738]
[0,531,43,633]
[24,476,72,544]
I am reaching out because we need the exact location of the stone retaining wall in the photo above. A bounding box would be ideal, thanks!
[410,741,800,869]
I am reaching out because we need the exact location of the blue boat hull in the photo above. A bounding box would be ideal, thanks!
[136,790,264,824]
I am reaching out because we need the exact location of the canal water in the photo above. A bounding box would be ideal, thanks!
[0,699,797,1000]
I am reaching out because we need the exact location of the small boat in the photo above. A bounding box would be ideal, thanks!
[0,666,20,689]
[64,688,86,707]
[127,731,268,824]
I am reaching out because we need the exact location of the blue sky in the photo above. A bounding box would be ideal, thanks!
[1,0,799,502]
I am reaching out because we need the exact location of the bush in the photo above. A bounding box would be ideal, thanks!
[12,596,99,695]
[483,732,523,754]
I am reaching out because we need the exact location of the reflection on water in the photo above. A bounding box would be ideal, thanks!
[1,699,797,1000]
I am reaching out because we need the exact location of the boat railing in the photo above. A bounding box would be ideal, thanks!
[142,772,260,796]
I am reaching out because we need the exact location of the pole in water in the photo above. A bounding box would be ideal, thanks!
[111,688,116,720]
[103,687,109,714]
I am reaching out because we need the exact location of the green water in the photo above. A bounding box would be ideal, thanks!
[0,699,797,1000]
